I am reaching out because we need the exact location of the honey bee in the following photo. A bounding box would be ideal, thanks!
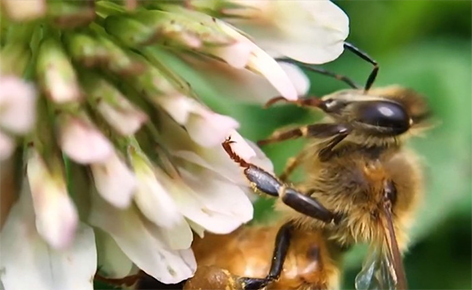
[94,43,432,290]
[183,44,432,290]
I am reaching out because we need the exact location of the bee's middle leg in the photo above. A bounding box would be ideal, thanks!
[239,222,293,290]
[279,151,306,182]
[257,123,351,148]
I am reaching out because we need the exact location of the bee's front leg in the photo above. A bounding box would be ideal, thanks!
[257,123,350,147]
[243,164,338,224]
[222,138,342,290]
[222,137,339,224]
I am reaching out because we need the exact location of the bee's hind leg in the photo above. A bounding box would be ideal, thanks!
[238,222,293,290]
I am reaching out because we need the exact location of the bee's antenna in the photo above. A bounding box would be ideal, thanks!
[276,43,378,92]
[275,58,361,89]
[343,42,379,92]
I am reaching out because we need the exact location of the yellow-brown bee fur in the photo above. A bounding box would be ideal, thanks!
[258,86,430,252]
[275,142,424,252]
[190,225,342,290]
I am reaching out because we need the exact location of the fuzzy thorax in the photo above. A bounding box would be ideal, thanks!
[276,143,424,252]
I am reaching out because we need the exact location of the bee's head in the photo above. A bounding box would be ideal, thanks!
[319,86,432,139]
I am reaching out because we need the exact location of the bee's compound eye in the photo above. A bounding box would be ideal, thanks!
[356,101,410,135]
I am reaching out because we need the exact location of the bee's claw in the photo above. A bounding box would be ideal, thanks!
[224,136,236,144]
[257,139,271,146]
[239,277,271,290]
[264,96,289,108]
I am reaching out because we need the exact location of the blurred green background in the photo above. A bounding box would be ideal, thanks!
[204,1,471,289]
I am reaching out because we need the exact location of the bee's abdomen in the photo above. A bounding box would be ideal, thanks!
[192,227,341,290]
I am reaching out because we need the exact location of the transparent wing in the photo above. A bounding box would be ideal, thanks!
[355,242,397,290]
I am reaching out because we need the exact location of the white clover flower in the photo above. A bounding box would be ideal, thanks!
[190,0,349,64]
[0,1,349,290]
[0,76,37,160]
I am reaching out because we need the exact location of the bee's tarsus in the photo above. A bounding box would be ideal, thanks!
[264,96,288,108]
[222,137,249,168]
[224,136,235,144]
[265,96,323,110]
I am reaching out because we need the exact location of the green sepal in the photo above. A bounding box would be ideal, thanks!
[0,42,32,76]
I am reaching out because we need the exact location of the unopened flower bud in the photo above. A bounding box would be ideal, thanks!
[130,59,184,98]
[134,10,234,47]
[104,15,156,47]
[0,76,37,134]
[91,151,137,209]
[1,0,46,22]
[96,34,146,75]
[128,143,187,229]
[36,37,82,103]
[26,148,78,249]
[57,113,114,164]
[160,6,252,68]
[47,1,95,28]
[63,32,107,67]
[81,74,148,136]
